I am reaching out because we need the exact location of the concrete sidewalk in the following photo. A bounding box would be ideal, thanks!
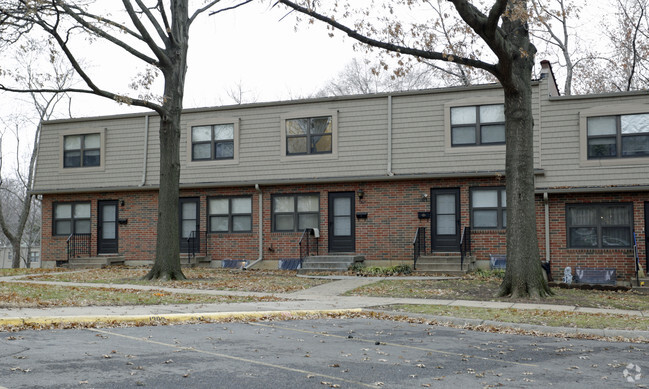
[2,274,649,338]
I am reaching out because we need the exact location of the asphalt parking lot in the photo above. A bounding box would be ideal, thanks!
[2,318,647,388]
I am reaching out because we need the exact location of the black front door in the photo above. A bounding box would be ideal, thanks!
[98,200,118,254]
[179,197,200,253]
[328,192,355,252]
[431,188,461,251]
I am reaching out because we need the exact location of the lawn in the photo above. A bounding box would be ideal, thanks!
[0,282,281,308]
[22,267,331,293]
[345,274,649,311]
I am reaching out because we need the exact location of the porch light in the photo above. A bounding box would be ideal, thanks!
[421,193,429,202]
[357,189,364,200]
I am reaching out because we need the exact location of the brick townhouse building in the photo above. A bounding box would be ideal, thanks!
[32,62,649,282]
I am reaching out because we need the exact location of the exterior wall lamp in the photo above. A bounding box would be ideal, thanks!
[357,189,364,200]
[421,193,429,202]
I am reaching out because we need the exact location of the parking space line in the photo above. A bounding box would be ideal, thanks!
[88,328,377,388]
[249,322,538,368]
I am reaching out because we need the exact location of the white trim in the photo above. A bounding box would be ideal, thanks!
[443,96,506,154]
[57,128,106,174]
[579,104,649,167]
[185,117,240,167]
[279,109,339,162]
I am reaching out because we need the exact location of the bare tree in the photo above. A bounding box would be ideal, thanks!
[0,1,250,279]
[277,0,552,298]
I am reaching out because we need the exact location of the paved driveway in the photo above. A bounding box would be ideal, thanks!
[2,317,647,388]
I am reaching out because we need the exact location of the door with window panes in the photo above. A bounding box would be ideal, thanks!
[328,192,355,252]
[98,200,118,254]
[179,198,200,253]
[431,189,460,251]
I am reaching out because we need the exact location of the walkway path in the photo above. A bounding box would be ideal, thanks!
[1,274,648,339]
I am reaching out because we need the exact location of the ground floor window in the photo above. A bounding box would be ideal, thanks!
[208,196,252,233]
[272,194,319,232]
[470,187,506,229]
[566,203,633,248]
[53,202,91,236]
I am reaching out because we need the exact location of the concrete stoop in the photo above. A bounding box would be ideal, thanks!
[179,255,210,268]
[298,254,365,274]
[414,253,476,275]
[63,256,125,269]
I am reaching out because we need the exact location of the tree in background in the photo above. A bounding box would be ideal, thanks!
[278,0,552,298]
[0,38,71,268]
[0,0,250,279]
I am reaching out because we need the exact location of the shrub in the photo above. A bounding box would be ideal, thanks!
[351,264,412,276]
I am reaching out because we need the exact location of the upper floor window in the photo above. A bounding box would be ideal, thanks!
[272,194,319,232]
[64,134,100,168]
[471,187,506,229]
[587,113,649,158]
[208,196,252,233]
[286,116,332,155]
[566,203,632,248]
[53,202,91,236]
[191,124,234,161]
[451,104,505,146]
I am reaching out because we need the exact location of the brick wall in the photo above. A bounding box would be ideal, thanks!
[40,181,648,280]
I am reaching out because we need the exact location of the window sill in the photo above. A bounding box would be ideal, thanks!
[279,152,338,163]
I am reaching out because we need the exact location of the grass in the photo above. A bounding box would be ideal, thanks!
[0,268,66,277]
[344,274,649,311]
[22,267,331,293]
[0,281,281,308]
[385,304,649,331]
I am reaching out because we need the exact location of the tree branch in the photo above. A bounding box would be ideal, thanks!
[208,0,253,17]
[275,0,497,74]
[132,0,171,46]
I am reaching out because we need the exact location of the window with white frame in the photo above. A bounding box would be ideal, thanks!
[450,104,505,146]
[471,187,506,229]
[566,203,632,248]
[587,113,649,158]
[285,116,332,155]
[191,124,235,160]
[29,251,40,263]
[208,196,252,233]
[272,194,319,232]
[53,202,91,236]
[63,134,101,167]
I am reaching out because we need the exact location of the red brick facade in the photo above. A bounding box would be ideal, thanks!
[41,179,648,281]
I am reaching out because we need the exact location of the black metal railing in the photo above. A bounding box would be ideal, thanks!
[299,228,319,266]
[460,226,472,270]
[64,233,91,266]
[412,227,426,270]
[634,230,641,285]
[186,230,207,263]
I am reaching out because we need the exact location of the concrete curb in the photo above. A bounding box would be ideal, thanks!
[0,308,363,327]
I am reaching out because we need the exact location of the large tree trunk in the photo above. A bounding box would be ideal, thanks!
[10,239,21,269]
[497,57,552,298]
[143,1,189,281]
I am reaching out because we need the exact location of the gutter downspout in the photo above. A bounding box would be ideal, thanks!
[244,184,264,269]
[387,95,394,176]
[139,115,150,187]
[543,192,550,264]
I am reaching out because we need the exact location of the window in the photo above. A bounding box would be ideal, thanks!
[191,124,234,160]
[29,251,40,263]
[450,104,505,146]
[471,187,506,229]
[53,202,91,236]
[63,134,100,167]
[587,113,649,158]
[208,196,252,233]
[272,194,319,232]
[566,203,632,248]
[285,116,332,155]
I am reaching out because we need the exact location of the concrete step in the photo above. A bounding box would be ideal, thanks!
[297,254,365,274]
[66,256,125,269]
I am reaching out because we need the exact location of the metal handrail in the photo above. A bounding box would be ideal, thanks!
[459,226,471,270]
[186,230,207,263]
[299,228,318,267]
[412,227,426,270]
[64,233,91,266]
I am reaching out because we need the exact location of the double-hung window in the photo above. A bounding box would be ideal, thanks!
[471,187,506,229]
[451,104,505,146]
[285,116,332,155]
[191,124,235,160]
[63,134,100,167]
[587,113,649,158]
[272,194,319,232]
[53,202,91,236]
[566,203,632,248]
[208,196,252,233]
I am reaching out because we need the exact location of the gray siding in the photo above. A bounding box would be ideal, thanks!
[33,80,649,194]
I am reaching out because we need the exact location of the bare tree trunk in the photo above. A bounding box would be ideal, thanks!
[497,57,552,299]
[10,239,20,268]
